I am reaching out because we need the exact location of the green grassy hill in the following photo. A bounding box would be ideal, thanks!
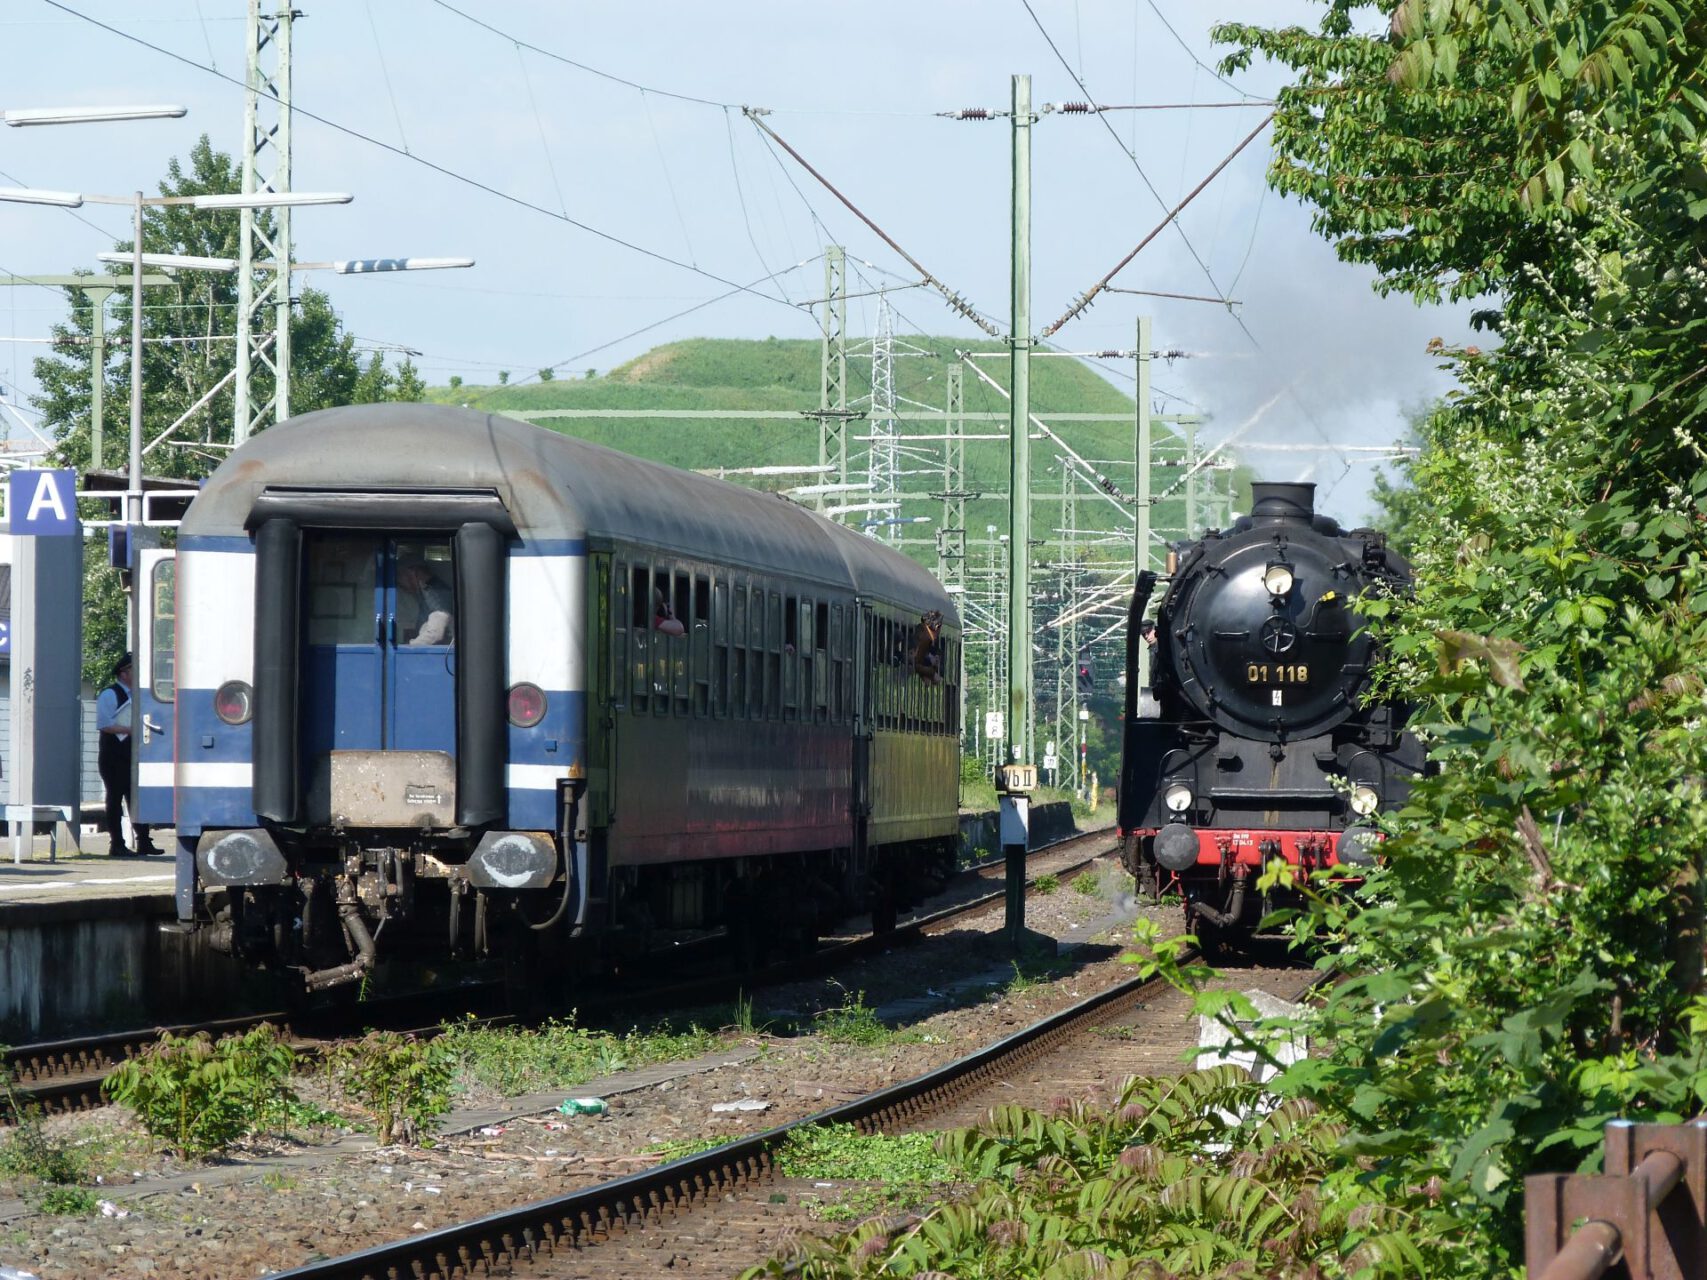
[426,336,1224,560]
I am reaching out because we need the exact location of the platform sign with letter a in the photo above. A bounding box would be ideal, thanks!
[9,469,78,536]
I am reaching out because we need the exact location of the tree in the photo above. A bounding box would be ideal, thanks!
[1181,3,1707,1271]
[537,367,555,383]
[31,135,430,683]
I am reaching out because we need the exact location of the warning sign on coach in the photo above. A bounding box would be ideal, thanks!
[8,468,79,536]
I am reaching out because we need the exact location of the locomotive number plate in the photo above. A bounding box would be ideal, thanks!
[1246,663,1309,684]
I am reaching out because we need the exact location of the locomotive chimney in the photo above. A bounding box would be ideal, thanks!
[1248,481,1316,524]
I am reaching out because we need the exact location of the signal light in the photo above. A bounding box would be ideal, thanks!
[1076,665,1094,695]
[214,681,253,725]
[507,683,547,728]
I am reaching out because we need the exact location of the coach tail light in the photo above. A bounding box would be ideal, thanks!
[1349,785,1380,816]
[1262,561,1295,597]
[214,680,253,725]
[1163,783,1194,813]
[507,682,547,728]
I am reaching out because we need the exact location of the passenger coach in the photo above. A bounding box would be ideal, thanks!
[140,404,960,989]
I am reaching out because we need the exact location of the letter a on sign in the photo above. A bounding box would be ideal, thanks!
[9,469,78,536]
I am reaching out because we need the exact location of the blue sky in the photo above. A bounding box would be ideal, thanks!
[0,1,1465,521]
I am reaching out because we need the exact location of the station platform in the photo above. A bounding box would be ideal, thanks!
[0,828,177,907]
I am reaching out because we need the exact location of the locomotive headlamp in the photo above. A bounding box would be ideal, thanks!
[1164,784,1194,813]
[1262,562,1295,596]
[1349,785,1380,816]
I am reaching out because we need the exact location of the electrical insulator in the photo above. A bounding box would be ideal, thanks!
[955,107,991,120]
[1059,101,1093,113]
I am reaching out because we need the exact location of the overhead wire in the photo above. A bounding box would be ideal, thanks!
[725,109,790,303]
[515,41,569,219]
[458,257,822,409]
[365,0,411,154]
[743,109,1000,337]
[40,0,804,313]
[1020,1,1349,470]
[641,91,698,267]
[426,0,737,109]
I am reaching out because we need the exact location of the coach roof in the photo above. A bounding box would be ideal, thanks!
[181,403,953,619]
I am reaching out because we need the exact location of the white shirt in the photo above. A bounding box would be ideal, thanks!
[96,682,133,742]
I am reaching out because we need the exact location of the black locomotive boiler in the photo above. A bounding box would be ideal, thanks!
[1118,481,1426,949]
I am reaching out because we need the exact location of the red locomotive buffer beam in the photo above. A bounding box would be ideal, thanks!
[1130,826,1364,870]
[1526,1118,1707,1279]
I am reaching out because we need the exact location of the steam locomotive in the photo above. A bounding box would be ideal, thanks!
[1117,481,1426,951]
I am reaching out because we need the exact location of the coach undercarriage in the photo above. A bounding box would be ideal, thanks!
[209,830,957,990]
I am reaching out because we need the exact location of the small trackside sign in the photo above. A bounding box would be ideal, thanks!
[9,469,78,536]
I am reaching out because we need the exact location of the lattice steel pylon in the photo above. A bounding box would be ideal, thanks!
[811,245,853,509]
[936,363,966,589]
[233,0,295,444]
[865,293,899,541]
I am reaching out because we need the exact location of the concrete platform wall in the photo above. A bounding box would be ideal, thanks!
[3,805,1080,1044]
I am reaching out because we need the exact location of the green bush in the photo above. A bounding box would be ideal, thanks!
[436,1015,719,1098]
[812,990,896,1047]
[331,1031,455,1147]
[1031,873,1059,896]
[105,1024,297,1159]
[746,1069,1427,1277]
[35,1185,100,1216]
[0,1092,87,1188]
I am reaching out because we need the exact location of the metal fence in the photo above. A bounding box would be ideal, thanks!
[0,693,108,815]
[1527,1118,1706,1279]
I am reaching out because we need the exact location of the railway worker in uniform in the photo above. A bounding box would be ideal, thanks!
[96,653,160,858]
[398,559,455,646]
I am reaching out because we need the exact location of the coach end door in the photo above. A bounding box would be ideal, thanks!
[134,549,176,827]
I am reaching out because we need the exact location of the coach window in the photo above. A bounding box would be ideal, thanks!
[829,604,844,722]
[671,569,690,714]
[811,601,828,721]
[692,573,711,716]
[151,558,176,701]
[613,560,630,709]
[731,580,748,717]
[744,585,761,718]
[783,595,800,720]
[765,591,783,720]
[711,580,728,717]
[627,564,651,711]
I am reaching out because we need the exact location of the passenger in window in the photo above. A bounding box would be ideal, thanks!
[912,611,944,685]
[398,559,455,646]
[653,589,686,637]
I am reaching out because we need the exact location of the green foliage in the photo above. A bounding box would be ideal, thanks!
[647,1135,736,1161]
[330,1031,455,1148]
[436,1015,720,1098]
[812,989,903,1047]
[1140,4,1707,1273]
[1031,873,1060,896]
[1071,871,1101,897]
[34,1186,100,1217]
[749,1070,1442,1278]
[0,1088,89,1188]
[537,366,555,382]
[776,1122,961,1224]
[104,1024,298,1159]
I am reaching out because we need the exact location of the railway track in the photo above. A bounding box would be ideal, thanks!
[263,957,1318,1279]
[1,826,1116,1122]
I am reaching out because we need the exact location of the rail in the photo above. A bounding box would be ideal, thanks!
[1526,1118,1707,1279]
